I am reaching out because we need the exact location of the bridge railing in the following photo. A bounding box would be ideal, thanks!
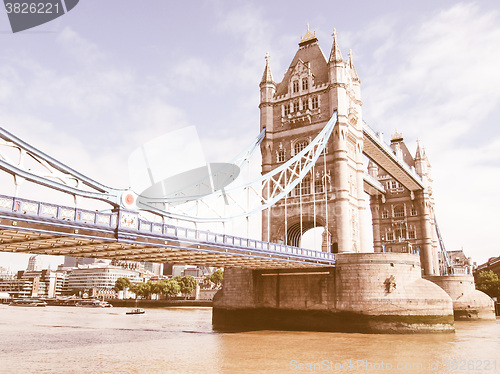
[0,194,116,228]
[143,221,335,262]
[0,194,336,264]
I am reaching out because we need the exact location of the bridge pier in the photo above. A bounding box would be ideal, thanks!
[213,253,455,333]
[425,275,496,320]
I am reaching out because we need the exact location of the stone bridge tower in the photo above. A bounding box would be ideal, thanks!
[259,26,367,253]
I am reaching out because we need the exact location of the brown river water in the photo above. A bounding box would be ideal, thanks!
[0,305,498,373]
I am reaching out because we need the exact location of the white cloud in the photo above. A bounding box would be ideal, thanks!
[56,27,106,66]
[356,3,500,263]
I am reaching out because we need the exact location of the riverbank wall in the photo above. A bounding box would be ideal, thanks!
[110,299,212,308]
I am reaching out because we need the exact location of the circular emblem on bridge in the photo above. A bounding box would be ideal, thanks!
[121,191,137,209]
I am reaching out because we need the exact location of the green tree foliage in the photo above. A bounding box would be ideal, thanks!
[113,277,132,292]
[158,278,181,298]
[475,270,500,299]
[128,279,183,299]
[174,275,197,298]
[205,269,224,288]
[129,282,152,299]
[150,280,163,296]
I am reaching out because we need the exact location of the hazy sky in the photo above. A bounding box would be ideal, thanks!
[0,0,499,271]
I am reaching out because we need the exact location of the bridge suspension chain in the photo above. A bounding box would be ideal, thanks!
[0,127,124,206]
[138,112,337,223]
[0,112,337,226]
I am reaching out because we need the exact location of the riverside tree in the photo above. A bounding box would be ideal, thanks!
[129,282,152,299]
[158,278,181,298]
[174,275,197,299]
[114,277,132,293]
[205,269,223,288]
[475,270,500,299]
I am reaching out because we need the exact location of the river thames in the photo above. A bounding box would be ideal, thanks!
[0,305,498,373]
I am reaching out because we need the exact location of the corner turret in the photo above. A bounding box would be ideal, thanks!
[259,53,276,133]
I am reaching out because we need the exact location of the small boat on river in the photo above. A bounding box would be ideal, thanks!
[75,299,112,308]
[9,299,47,307]
[126,308,145,315]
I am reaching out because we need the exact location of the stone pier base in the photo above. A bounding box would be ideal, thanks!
[425,275,496,320]
[213,253,455,334]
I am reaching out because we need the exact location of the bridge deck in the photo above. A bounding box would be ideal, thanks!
[0,195,335,269]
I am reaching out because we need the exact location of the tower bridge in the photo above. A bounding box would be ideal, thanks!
[0,26,495,333]
[0,194,335,269]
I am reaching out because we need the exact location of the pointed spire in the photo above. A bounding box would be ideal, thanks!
[329,28,343,64]
[260,52,275,85]
[415,139,426,160]
[348,49,360,82]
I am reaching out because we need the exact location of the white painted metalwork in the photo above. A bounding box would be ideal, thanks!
[0,112,336,226]
[0,127,123,206]
[0,193,336,268]
[139,112,338,223]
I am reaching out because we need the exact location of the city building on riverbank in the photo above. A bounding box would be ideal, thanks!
[66,263,143,298]
[476,255,500,278]
[0,269,67,298]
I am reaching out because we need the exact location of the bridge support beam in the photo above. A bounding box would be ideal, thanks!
[213,253,455,333]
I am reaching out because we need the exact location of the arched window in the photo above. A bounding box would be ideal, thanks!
[294,140,308,155]
[408,229,416,239]
[292,80,299,93]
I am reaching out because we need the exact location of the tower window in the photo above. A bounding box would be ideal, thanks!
[393,206,405,218]
[408,230,416,239]
[302,99,309,111]
[294,140,308,155]
[314,180,324,194]
[395,228,406,239]
[292,181,311,196]
[300,178,311,195]
[311,96,319,109]
[293,81,299,93]
[382,210,389,219]
[293,101,299,112]
[277,149,285,163]
[386,232,394,241]
[283,104,290,116]
[410,207,417,216]
[302,78,308,90]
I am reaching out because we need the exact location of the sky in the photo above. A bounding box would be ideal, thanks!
[0,0,499,271]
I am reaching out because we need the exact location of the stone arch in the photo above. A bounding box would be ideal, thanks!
[276,215,337,252]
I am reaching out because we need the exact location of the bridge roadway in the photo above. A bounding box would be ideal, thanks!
[0,195,336,269]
